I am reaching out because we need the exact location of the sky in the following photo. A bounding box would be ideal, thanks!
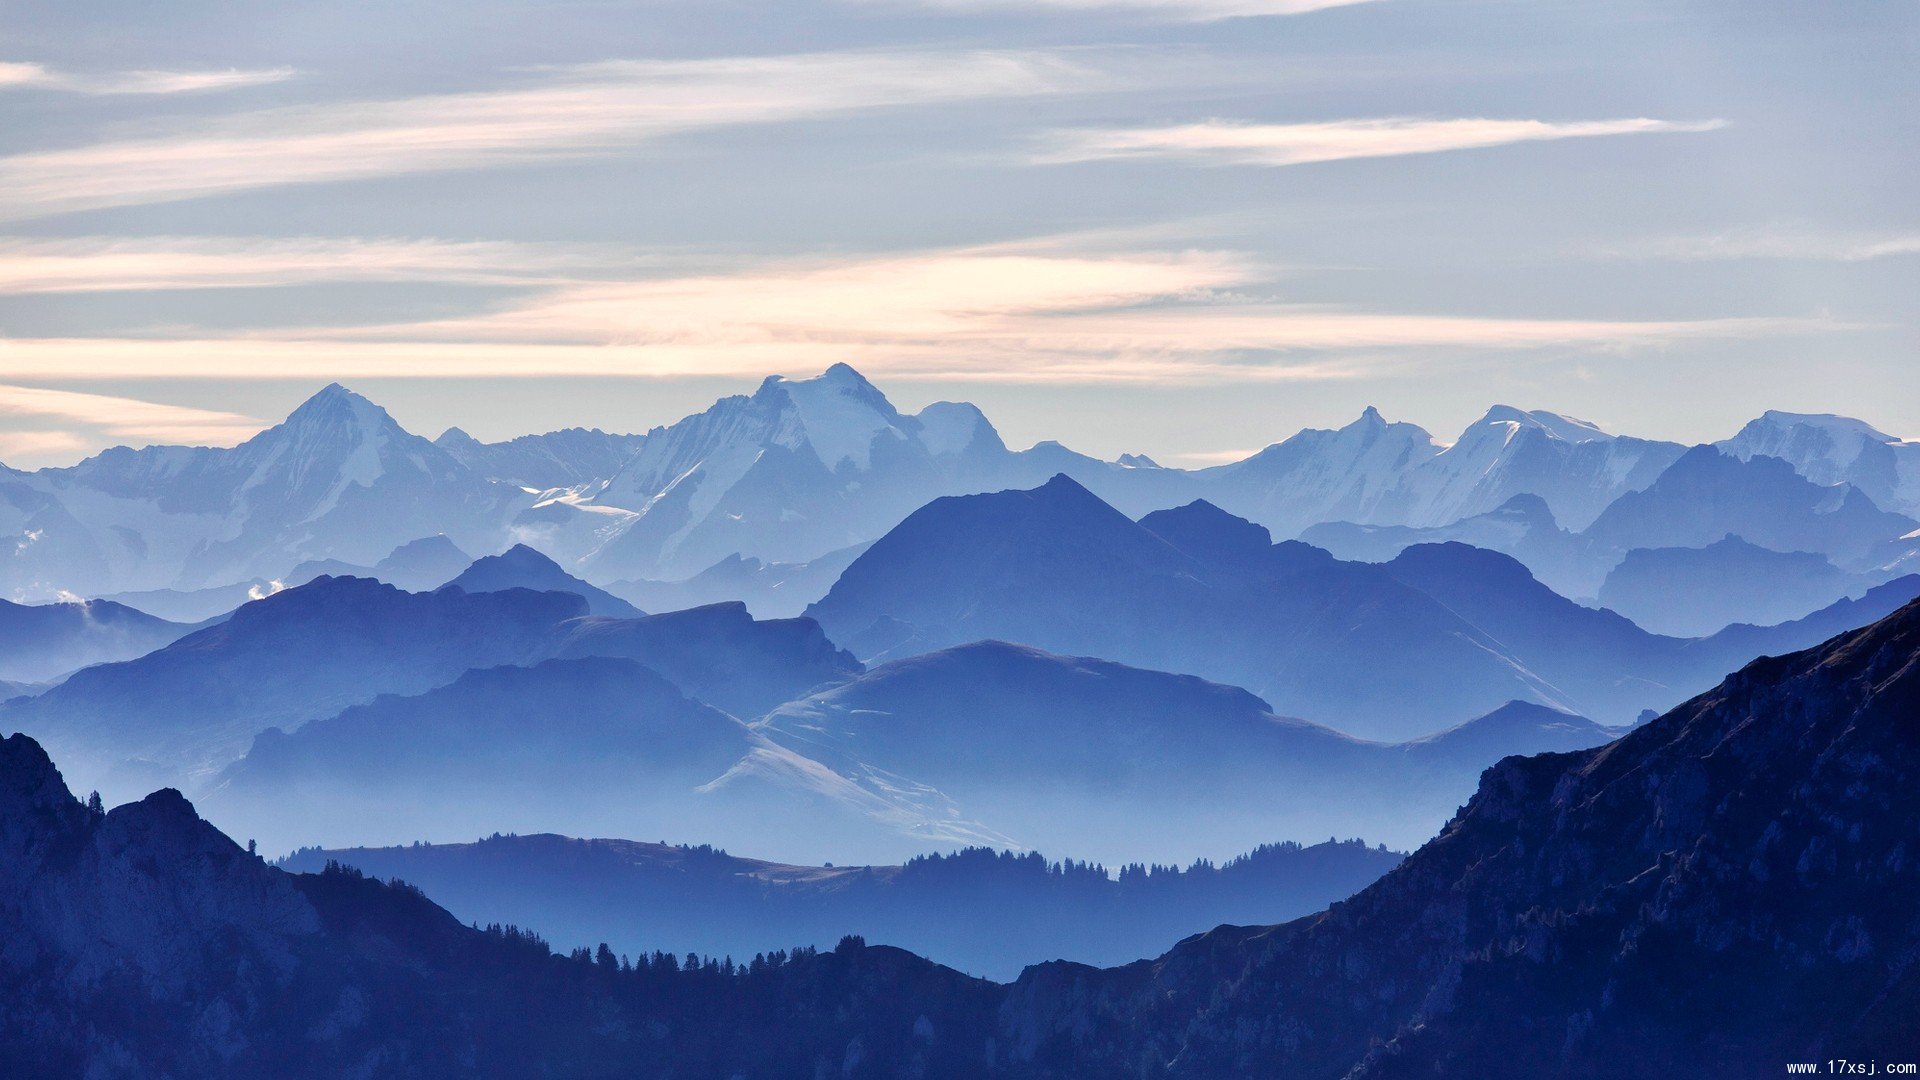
[0,0,1915,466]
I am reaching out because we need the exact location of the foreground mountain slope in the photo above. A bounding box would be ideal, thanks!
[0,733,1002,1078]
[281,835,1403,982]
[992,596,1920,1077]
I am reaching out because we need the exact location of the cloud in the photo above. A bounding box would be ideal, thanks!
[1597,228,1920,263]
[0,60,292,96]
[1038,116,1726,168]
[0,237,1823,386]
[0,235,649,294]
[0,384,262,459]
[855,0,1377,21]
[0,429,91,462]
[0,49,1101,219]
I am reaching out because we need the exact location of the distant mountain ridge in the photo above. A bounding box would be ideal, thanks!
[5,367,1913,615]
[280,835,1404,982]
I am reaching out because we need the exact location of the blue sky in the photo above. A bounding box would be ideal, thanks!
[0,0,1914,465]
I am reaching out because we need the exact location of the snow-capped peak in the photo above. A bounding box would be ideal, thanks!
[761,364,907,471]
[1473,406,1613,444]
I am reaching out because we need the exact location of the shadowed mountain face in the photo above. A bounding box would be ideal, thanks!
[441,543,645,618]
[280,835,1404,982]
[0,597,189,683]
[987,596,1920,1077]
[806,478,1567,739]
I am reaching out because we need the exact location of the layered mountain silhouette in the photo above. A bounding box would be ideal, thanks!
[5,587,1915,1076]
[1597,535,1881,636]
[605,542,871,619]
[984,594,1920,1077]
[95,534,475,623]
[441,543,644,617]
[0,732,1003,1077]
[281,835,1403,982]
[806,477,1569,738]
[0,596,189,683]
[755,640,1617,858]
[805,476,1917,734]
[203,656,838,856]
[552,601,861,719]
[0,576,589,797]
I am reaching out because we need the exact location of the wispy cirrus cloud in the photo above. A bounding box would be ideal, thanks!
[0,236,1824,386]
[1597,227,1920,263]
[0,383,262,465]
[0,49,1101,220]
[0,235,650,294]
[1038,116,1725,168]
[0,60,292,96]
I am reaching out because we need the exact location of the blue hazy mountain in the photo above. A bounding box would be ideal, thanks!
[1582,445,1917,569]
[553,601,861,719]
[1302,493,1612,598]
[1597,535,1882,636]
[441,542,644,617]
[95,535,476,623]
[280,835,1403,982]
[0,596,190,683]
[0,575,589,798]
[756,640,1616,859]
[604,542,872,619]
[204,656,788,855]
[8,596,1916,1076]
[805,477,1569,739]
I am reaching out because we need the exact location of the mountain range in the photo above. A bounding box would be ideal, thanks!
[4,589,1914,1076]
[0,367,1908,642]
[806,474,1920,734]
